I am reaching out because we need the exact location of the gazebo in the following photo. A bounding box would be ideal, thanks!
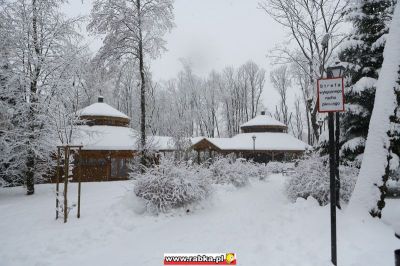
[191,112,309,163]
[69,96,175,182]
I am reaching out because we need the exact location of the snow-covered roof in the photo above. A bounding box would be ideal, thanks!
[240,115,287,128]
[190,136,206,145]
[199,133,309,151]
[78,103,129,120]
[206,138,233,148]
[70,125,175,151]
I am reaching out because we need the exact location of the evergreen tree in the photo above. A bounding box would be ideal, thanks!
[339,0,396,166]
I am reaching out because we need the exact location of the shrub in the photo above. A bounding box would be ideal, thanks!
[208,157,268,187]
[133,158,210,213]
[285,152,358,206]
[266,161,294,174]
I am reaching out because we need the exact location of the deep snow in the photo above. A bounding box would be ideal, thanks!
[0,175,399,266]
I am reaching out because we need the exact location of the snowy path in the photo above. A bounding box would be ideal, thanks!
[0,175,399,266]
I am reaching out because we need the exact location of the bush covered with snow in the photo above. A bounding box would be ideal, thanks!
[266,161,294,174]
[208,157,268,187]
[133,158,211,213]
[285,152,358,206]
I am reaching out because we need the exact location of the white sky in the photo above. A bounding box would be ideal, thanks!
[63,0,294,111]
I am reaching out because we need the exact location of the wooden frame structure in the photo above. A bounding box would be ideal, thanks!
[192,140,303,164]
[55,145,83,223]
[75,150,136,182]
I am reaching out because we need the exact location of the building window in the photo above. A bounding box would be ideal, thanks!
[81,157,107,166]
[111,158,129,178]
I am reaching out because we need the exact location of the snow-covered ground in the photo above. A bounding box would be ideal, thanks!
[0,175,399,266]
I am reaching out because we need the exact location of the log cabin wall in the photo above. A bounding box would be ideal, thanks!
[80,115,130,127]
[73,150,136,182]
[240,125,287,133]
[192,139,304,164]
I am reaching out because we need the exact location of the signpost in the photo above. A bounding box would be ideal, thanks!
[317,71,345,266]
[317,78,344,113]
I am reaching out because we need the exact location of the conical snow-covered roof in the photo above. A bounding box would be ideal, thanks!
[78,96,129,120]
[77,96,130,127]
[78,102,129,120]
[241,115,286,128]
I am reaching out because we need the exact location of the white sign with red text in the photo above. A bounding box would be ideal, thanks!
[317,77,345,112]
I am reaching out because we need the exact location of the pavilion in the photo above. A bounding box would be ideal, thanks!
[68,96,175,181]
[191,112,309,163]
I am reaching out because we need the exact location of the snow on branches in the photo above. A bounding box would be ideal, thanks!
[208,157,268,187]
[133,158,211,214]
[285,153,358,206]
[349,2,400,217]
[132,156,270,214]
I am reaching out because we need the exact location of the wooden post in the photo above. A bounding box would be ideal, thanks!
[197,150,200,164]
[56,147,60,220]
[77,147,82,219]
[107,152,112,181]
[63,146,69,223]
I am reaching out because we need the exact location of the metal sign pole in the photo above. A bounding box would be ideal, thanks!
[328,112,337,265]
[335,113,341,209]
[318,73,345,266]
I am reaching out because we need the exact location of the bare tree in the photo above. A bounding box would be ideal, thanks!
[240,61,266,119]
[292,97,304,140]
[259,0,348,142]
[218,62,266,137]
[292,58,313,144]
[271,66,291,125]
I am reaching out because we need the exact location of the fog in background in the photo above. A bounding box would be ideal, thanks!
[63,0,293,111]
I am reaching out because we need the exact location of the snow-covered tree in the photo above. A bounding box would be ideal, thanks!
[260,0,348,143]
[349,1,400,217]
[0,0,83,193]
[339,0,396,166]
[88,0,175,166]
[271,66,291,125]
[291,59,314,144]
[218,62,266,137]
[141,61,266,139]
[290,97,304,140]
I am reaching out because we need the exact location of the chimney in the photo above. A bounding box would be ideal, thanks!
[261,111,266,115]
[98,96,104,103]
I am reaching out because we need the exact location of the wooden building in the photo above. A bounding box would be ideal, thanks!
[69,96,175,182]
[191,112,309,163]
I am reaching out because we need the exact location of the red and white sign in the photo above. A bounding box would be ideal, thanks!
[317,77,345,112]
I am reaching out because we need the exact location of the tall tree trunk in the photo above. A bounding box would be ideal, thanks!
[310,106,319,144]
[137,0,146,168]
[26,104,35,195]
[26,0,41,195]
[305,107,311,145]
[309,61,320,143]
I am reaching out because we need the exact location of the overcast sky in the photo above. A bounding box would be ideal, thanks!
[63,0,292,110]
